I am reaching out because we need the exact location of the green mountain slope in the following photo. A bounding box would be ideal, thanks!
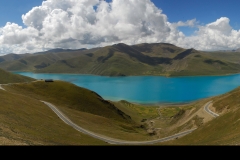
[206,51,240,64]
[1,80,157,144]
[0,88,107,145]
[0,68,35,84]
[165,51,240,76]
[0,48,98,71]
[4,80,131,122]
[158,86,240,145]
[35,47,162,76]
[36,43,240,76]
[0,69,159,144]
[0,53,31,62]
[1,43,240,76]
[131,42,185,58]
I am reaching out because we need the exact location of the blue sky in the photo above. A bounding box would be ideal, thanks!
[0,0,240,54]
[152,0,240,35]
[153,0,240,25]
[0,0,43,27]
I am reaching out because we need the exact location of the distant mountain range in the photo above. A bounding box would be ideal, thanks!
[33,48,87,55]
[215,48,240,52]
[0,43,240,76]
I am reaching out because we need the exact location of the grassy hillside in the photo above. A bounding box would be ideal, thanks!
[2,72,240,144]
[4,80,240,145]
[1,42,239,77]
[0,68,35,84]
[0,88,107,145]
[156,86,240,145]
[1,43,240,77]
[0,79,218,145]
[112,87,240,145]
[131,43,185,58]
[36,47,164,76]
[0,48,98,72]
[36,43,240,76]
[167,52,240,76]
[4,80,131,122]
[32,44,161,75]
[112,98,215,139]
[207,51,240,64]
[2,80,166,142]
[0,53,31,62]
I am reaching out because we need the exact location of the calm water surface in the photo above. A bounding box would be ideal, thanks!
[13,72,240,104]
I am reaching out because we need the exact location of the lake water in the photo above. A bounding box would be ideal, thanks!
[13,72,240,104]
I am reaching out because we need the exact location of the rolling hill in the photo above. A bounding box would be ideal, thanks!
[158,86,240,145]
[1,43,240,76]
[4,80,132,122]
[0,87,107,145]
[0,68,35,84]
[0,78,160,144]
[0,48,98,72]
[112,85,240,145]
[36,43,240,76]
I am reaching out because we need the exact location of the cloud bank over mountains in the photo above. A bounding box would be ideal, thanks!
[0,0,240,54]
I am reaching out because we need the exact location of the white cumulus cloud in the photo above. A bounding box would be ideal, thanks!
[178,17,240,50]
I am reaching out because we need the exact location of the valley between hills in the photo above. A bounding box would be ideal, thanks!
[1,43,240,145]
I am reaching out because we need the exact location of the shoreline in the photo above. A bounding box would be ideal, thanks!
[108,99,202,107]
[108,96,214,107]
[12,71,237,107]
[11,71,240,78]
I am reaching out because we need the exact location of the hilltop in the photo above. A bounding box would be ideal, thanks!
[0,68,34,84]
[0,43,240,76]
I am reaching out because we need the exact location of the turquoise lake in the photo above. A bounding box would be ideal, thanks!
[13,72,240,104]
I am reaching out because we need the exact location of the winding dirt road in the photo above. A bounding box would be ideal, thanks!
[204,101,219,117]
[0,84,5,91]
[41,100,197,145]
[1,83,216,145]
